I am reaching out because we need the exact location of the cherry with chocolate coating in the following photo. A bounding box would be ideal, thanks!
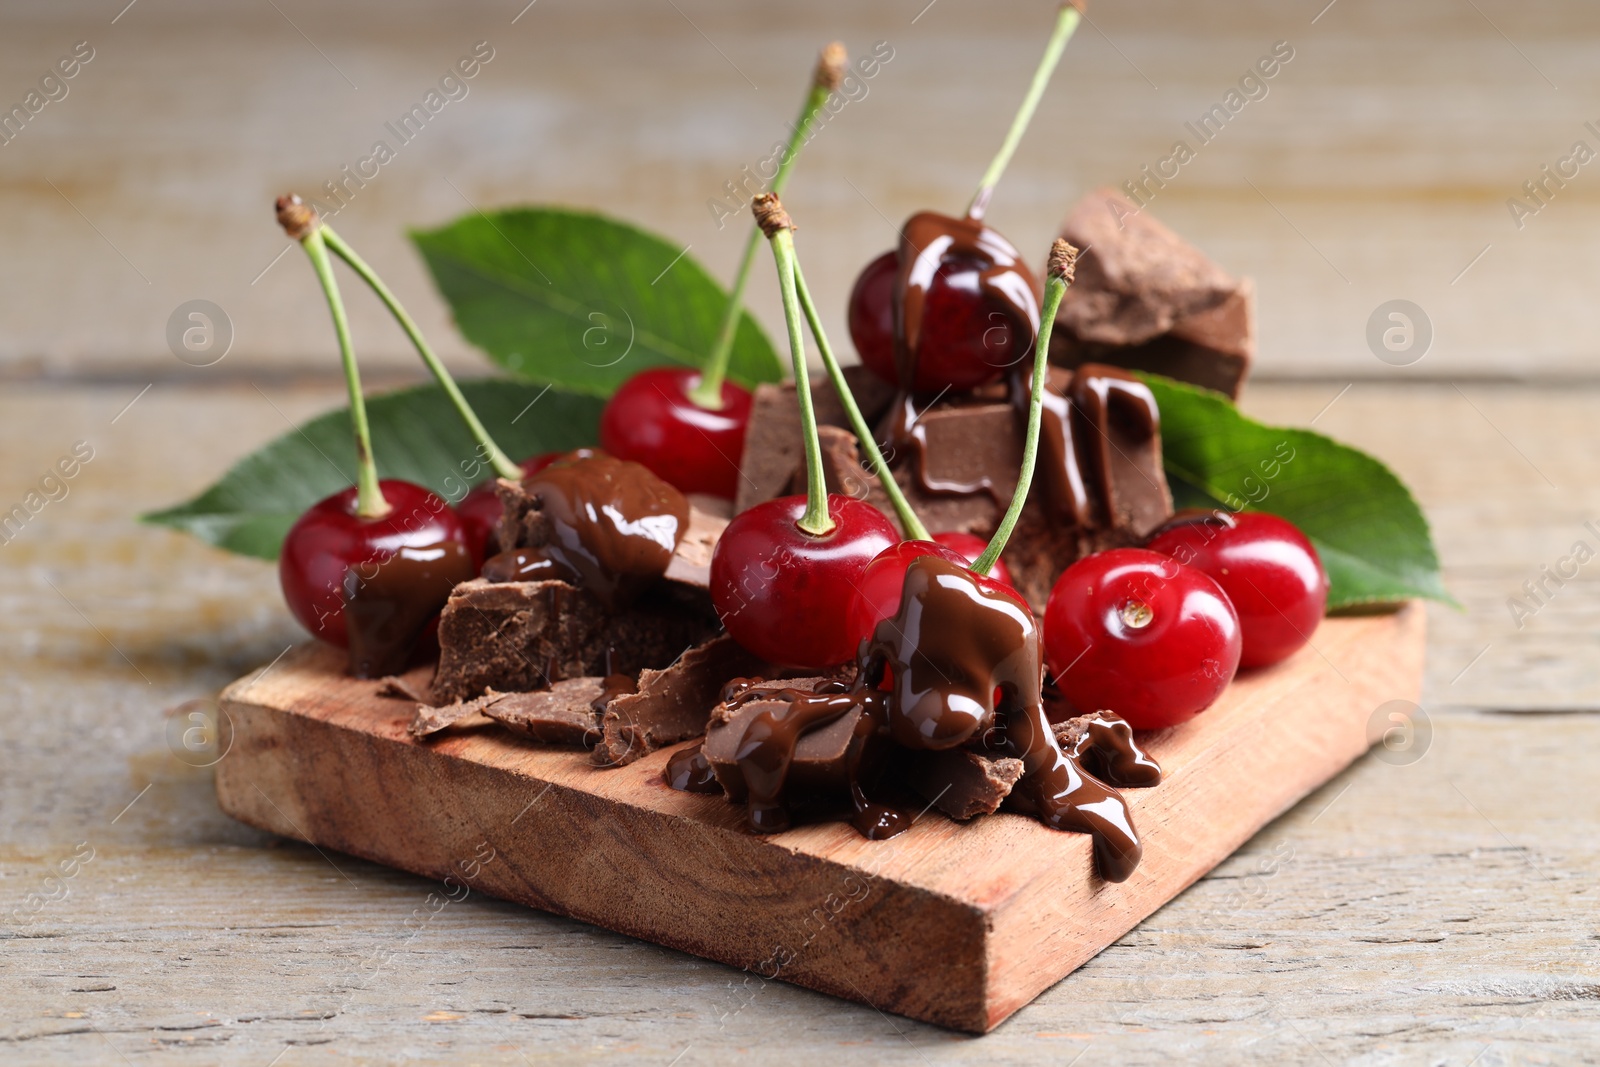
[847,238,1038,394]
[845,539,1026,653]
[457,452,563,563]
[599,366,753,500]
[280,479,469,648]
[710,494,898,670]
[930,530,1017,590]
[1043,548,1241,731]
[1146,510,1328,669]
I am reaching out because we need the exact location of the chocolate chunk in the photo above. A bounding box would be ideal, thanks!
[484,681,607,746]
[410,690,500,738]
[900,749,1025,820]
[1050,187,1253,399]
[702,678,881,803]
[592,635,771,767]
[430,577,720,704]
[378,667,438,708]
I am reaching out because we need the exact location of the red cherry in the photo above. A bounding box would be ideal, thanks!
[599,366,753,500]
[709,494,898,670]
[929,530,1017,590]
[845,539,1027,652]
[1043,548,1241,731]
[457,452,563,563]
[1146,511,1329,669]
[279,480,469,648]
[847,245,1038,394]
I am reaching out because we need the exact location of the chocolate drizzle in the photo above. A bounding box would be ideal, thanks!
[664,742,722,793]
[674,556,1158,880]
[342,540,476,679]
[484,452,689,608]
[885,212,1040,498]
[1023,363,1164,527]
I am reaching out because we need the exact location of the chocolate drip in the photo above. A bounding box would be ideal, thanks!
[486,452,689,607]
[694,557,1151,880]
[885,212,1040,498]
[343,540,476,679]
[665,742,722,793]
[1057,710,1163,789]
[590,673,638,716]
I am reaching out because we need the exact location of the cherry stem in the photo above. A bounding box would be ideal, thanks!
[792,259,930,542]
[298,227,391,520]
[319,225,523,483]
[756,195,834,537]
[690,43,846,411]
[966,3,1082,221]
[972,239,1077,576]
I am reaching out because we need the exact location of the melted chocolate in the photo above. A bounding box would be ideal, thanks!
[885,212,1040,498]
[590,673,638,716]
[665,742,722,793]
[686,557,1152,880]
[343,540,476,679]
[485,452,689,608]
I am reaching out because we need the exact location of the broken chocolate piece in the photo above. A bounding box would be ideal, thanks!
[378,667,438,708]
[1051,187,1254,399]
[410,690,502,738]
[431,577,720,704]
[900,749,1025,820]
[593,635,771,767]
[483,682,608,746]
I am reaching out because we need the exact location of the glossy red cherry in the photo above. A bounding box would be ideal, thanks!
[280,480,468,648]
[710,494,899,670]
[930,530,1017,590]
[1145,511,1329,669]
[1043,548,1241,731]
[599,366,753,500]
[457,452,563,563]
[847,247,1037,394]
[845,539,1027,652]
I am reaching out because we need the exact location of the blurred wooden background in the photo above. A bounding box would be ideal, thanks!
[3,0,1598,382]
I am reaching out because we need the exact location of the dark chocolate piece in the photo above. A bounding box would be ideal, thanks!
[343,539,476,679]
[490,453,689,609]
[1051,187,1253,399]
[592,634,771,767]
[430,577,720,704]
[484,682,608,746]
[901,749,1025,820]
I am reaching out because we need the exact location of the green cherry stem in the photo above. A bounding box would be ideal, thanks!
[792,259,930,542]
[278,196,390,520]
[972,239,1077,576]
[689,42,847,411]
[966,3,1082,221]
[754,194,833,537]
[318,224,523,482]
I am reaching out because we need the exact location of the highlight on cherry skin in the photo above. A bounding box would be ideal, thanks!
[1145,509,1329,669]
[279,479,470,647]
[1043,547,1242,731]
[709,493,899,670]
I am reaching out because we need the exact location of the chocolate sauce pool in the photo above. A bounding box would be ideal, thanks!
[672,556,1159,880]
[482,452,689,607]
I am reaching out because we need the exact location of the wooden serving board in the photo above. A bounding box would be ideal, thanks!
[215,604,1424,1033]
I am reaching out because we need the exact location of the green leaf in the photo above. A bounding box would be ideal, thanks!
[1140,374,1454,610]
[142,379,603,560]
[411,207,782,397]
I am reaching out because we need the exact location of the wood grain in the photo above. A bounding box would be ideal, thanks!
[214,605,1423,1033]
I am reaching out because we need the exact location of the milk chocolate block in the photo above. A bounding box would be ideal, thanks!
[592,635,771,767]
[900,749,1025,820]
[703,678,882,803]
[1051,187,1254,399]
[431,577,719,704]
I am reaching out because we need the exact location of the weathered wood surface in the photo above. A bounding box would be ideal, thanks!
[3,380,1598,1063]
[212,605,1422,1034]
[3,0,1600,383]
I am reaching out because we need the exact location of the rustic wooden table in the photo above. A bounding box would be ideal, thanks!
[3,378,1595,1064]
[5,0,1600,1062]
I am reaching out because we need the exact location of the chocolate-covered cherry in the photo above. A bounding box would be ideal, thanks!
[845,539,1025,652]
[600,367,753,500]
[279,479,469,648]
[710,494,898,669]
[457,452,564,562]
[847,224,1039,394]
[1146,510,1328,669]
[1043,548,1241,731]
[930,530,1017,589]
